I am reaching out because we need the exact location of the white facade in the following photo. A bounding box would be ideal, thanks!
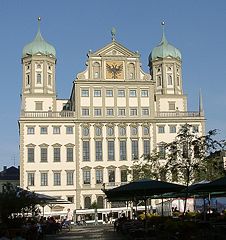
[19,28,205,213]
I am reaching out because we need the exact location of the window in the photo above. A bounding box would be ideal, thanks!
[177,76,180,85]
[27,173,35,186]
[118,108,126,116]
[66,171,74,185]
[66,147,73,162]
[118,90,125,97]
[132,140,139,160]
[96,169,103,184]
[119,127,126,136]
[83,141,90,161]
[84,196,91,209]
[94,90,101,97]
[40,127,48,134]
[66,126,73,134]
[93,62,100,79]
[106,90,113,97]
[141,90,149,97]
[128,63,135,80]
[40,172,48,186]
[37,64,41,69]
[27,148,34,162]
[131,126,138,136]
[35,102,43,111]
[83,170,91,184]
[82,108,89,116]
[169,102,176,110]
[83,127,89,136]
[108,141,115,161]
[95,141,102,161]
[120,141,127,160]
[158,126,165,134]
[157,76,162,86]
[53,147,61,162]
[142,108,149,116]
[48,65,51,71]
[26,74,30,85]
[107,127,114,136]
[97,196,104,208]
[193,125,199,133]
[81,89,89,97]
[95,127,102,136]
[169,125,177,133]
[48,74,51,85]
[94,108,102,116]
[130,108,138,116]
[143,126,149,135]
[108,169,115,183]
[143,140,150,158]
[36,73,41,84]
[67,196,74,203]
[53,126,60,134]
[183,144,188,158]
[106,108,114,116]
[40,148,48,162]
[27,127,35,135]
[53,172,61,186]
[168,74,173,85]
[129,90,137,97]
[121,170,127,183]
[159,145,165,159]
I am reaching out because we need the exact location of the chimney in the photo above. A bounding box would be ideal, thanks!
[3,166,7,171]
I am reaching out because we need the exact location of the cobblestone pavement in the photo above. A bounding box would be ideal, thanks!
[44,224,125,240]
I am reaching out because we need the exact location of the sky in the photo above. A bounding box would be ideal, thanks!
[0,0,226,169]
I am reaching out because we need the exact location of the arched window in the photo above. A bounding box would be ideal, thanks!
[83,127,89,136]
[37,73,41,84]
[128,63,135,79]
[107,127,114,136]
[84,196,91,209]
[177,76,180,86]
[95,127,102,136]
[48,74,52,85]
[168,74,173,85]
[97,196,104,208]
[157,76,162,86]
[93,62,100,79]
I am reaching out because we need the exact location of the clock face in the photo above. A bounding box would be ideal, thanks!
[106,61,124,79]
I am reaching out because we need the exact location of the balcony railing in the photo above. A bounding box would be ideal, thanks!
[20,111,75,118]
[156,111,201,118]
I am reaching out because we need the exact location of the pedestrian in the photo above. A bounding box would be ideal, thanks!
[66,208,73,231]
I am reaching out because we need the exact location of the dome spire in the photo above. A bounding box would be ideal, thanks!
[160,21,168,45]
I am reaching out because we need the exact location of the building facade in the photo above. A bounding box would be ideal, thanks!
[19,21,205,212]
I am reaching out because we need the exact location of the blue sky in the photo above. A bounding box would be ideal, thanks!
[0,0,226,169]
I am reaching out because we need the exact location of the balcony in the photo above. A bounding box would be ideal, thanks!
[20,111,75,118]
[156,111,202,118]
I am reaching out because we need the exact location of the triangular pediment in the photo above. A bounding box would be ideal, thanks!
[91,41,139,58]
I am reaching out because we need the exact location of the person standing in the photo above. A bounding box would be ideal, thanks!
[66,208,73,231]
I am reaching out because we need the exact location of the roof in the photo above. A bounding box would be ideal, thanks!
[0,166,19,181]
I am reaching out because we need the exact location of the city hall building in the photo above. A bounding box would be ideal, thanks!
[19,21,205,212]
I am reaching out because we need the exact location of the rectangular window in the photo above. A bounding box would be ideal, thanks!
[94,90,101,97]
[131,140,139,160]
[129,89,137,97]
[121,170,127,183]
[106,108,114,116]
[118,108,126,116]
[81,89,89,97]
[106,90,113,97]
[83,141,90,161]
[40,173,48,186]
[96,169,103,184]
[53,126,60,134]
[118,89,125,97]
[83,170,91,184]
[27,127,35,135]
[159,145,165,159]
[142,108,149,116]
[40,148,48,162]
[27,173,35,186]
[158,126,165,134]
[108,141,115,161]
[143,140,150,158]
[66,147,73,162]
[95,141,102,161]
[53,147,61,162]
[67,196,74,203]
[169,125,177,133]
[66,171,74,185]
[27,148,34,162]
[168,102,176,110]
[94,108,102,116]
[40,127,48,134]
[141,90,149,97]
[82,108,89,116]
[53,172,61,186]
[108,169,115,183]
[36,72,42,84]
[130,108,138,116]
[35,102,43,111]
[66,126,73,134]
[120,141,127,161]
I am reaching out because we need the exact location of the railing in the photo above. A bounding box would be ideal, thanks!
[156,111,201,118]
[20,111,75,118]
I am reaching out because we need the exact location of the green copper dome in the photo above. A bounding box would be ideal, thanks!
[150,28,181,61]
[22,22,56,57]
